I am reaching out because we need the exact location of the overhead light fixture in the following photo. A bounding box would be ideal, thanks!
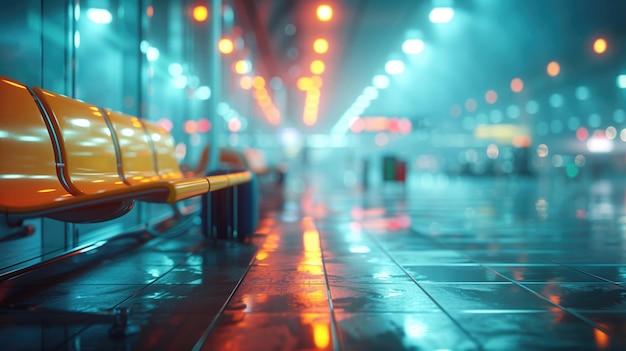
[429,7,454,23]
[86,8,112,24]
[385,60,405,75]
[402,39,425,54]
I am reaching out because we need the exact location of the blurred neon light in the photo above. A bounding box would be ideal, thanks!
[313,38,329,54]
[547,61,560,77]
[87,9,112,24]
[593,38,607,54]
[429,7,454,23]
[168,63,183,76]
[587,132,613,153]
[485,90,498,104]
[218,38,234,54]
[402,39,424,54]
[316,4,333,22]
[192,5,208,22]
[385,60,405,75]
[510,78,524,93]
[373,75,390,89]
[146,47,160,61]
[617,74,626,89]
[195,86,211,100]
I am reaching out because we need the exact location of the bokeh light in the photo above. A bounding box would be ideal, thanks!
[313,38,329,54]
[192,5,208,22]
[547,61,560,77]
[593,38,607,54]
[316,4,333,22]
[218,38,234,54]
[510,78,524,93]
[485,90,498,104]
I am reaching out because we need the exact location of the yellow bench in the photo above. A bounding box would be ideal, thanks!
[0,77,252,227]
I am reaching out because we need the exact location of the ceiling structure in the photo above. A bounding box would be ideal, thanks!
[231,0,626,138]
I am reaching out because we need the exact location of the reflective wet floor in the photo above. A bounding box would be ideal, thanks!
[3,176,626,350]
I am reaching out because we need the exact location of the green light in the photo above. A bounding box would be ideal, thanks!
[566,163,579,178]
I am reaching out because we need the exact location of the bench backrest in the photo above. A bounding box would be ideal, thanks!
[103,109,161,185]
[141,121,184,180]
[0,78,71,208]
[33,88,126,195]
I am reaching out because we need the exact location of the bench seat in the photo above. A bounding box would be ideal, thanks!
[0,77,252,226]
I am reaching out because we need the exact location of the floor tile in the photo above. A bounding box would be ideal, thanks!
[525,282,626,311]
[335,312,480,351]
[330,282,440,312]
[450,311,626,350]
[489,265,606,283]
[228,284,330,313]
[404,265,506,283]
[420,283,555,311]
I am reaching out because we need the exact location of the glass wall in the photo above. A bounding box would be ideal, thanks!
[0,0,230,270]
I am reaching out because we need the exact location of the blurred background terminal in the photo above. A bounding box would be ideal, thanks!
[3,1,626,349]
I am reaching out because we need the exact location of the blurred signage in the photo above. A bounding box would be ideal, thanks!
[474,124,531,146]
[350,116,412,133]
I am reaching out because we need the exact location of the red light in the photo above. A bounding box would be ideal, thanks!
[197,118,211,133]
[146,6,154,18]
[576,127,589,141]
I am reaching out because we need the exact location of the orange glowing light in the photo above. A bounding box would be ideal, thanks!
[594,328,610,349]
[311,76,323,88]
[593,38,607,54]
[192,5,208,22]
[184,120,197,134]
[313,38,329,54]
[316,5,333,21]
[485,90,498,104]
[547,61,560,77]
[233,60,250,74]
[313,323,331,348]
[218,38,234,54]
[253,76,265,89]
[510,77,524,93]
[239,76,253,90]
[297,77,312,91]
[146,6,154,18]
[310,60,325,75]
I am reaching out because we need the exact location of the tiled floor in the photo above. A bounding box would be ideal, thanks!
[3,175,626,350]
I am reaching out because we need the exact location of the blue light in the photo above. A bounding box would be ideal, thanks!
[385,60,405,75]
[575,86,590,100]
[86,8,112,24]
[402,39,425,54]
[617,74,626,89]
[372,75,390,89]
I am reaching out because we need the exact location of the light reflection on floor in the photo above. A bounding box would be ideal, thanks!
[3,176,626,350]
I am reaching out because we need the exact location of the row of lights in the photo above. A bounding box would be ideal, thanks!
[331,3,455,135]
[298,4,333,126]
